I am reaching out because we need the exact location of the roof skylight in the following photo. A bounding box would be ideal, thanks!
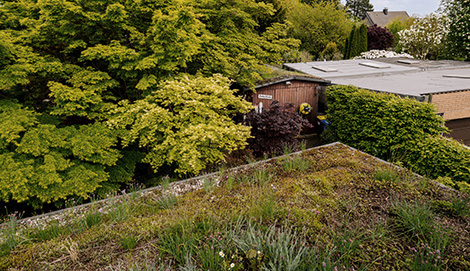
[311,65,338,72]
[442,74,470,79]
[359,62,391,69]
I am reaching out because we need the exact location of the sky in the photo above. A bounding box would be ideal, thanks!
[342,0,443,17]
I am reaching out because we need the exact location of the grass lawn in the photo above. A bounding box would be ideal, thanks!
[1,143,469,270]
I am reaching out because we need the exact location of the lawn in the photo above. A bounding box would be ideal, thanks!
[1,143,469,270]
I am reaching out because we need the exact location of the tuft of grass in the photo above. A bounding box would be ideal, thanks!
[391,201,451,250]
[232,220,307,271]
[251,168,274,186]
[0,211,27,252]
[157,222,198,265]
[279,155,311,173]
[29,221,69,242]
[374,168,399,184]
[203,177,217,193]
[450,197,470,218]
[250,190,277,221]
[120,235,139,250]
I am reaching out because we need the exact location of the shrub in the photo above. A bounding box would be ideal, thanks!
[326,85,470,186]
[326,85,446,159]
[246,100,311,157]
[367,24,394,50]
[395,135,470,184]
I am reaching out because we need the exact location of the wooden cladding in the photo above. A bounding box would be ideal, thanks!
[252,80,319,120]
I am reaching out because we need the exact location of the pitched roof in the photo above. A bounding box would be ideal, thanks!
[364,10,409,27]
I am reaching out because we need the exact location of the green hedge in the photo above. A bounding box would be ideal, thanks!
[396,136,470,185]
[326,85,470,185]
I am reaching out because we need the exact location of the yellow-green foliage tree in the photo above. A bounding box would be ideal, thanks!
[286,0,354,58]
[108,75,252,175]
[0,0,291,206]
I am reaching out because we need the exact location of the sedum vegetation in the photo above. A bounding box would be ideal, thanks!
[0,143,469,270]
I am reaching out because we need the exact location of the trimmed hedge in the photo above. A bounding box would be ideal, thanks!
[326,85,470,185]
[396,136,470,185]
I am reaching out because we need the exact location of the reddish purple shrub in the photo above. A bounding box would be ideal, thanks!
[367,24,394,50]
[245,100,312,156]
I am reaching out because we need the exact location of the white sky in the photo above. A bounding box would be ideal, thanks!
[342,0,443,17]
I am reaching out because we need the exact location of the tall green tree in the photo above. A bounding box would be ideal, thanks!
[287,0,354,58]
[0,0,293,206]
[443,0,470,60]
[346,0,373,20]
[343,23,367,59]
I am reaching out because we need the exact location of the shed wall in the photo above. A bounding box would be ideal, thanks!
[252,81,319,121]
[431,90,470,120]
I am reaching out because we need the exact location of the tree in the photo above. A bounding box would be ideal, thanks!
[107,75,252,175]
[343,23,367,59]
[367,24,394,50]
[287,0,354,58]
[346,0,374,20]
[443,0,470,60]
[386,16,416,50]
[0,0,293,206]
[398,14,448,59]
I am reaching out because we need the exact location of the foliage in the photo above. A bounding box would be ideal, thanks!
[0,100,120,205]
[326,85,470,186]
[0,0,296,207]
[245,100,311,157]
[344,23,368,59]
[367,24,394,50]
[386,16,416,50]
[398,14,448,59]
[326,85,446,160]
[443,0,470,60]
[287,0,354,58]
[320,42,342,60]
[394,135,470,184]
[108,75,252,175]
[345,0,373,20]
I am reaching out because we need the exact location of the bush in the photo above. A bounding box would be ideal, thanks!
[395,136,470,184]
[326,85,470,186]
[326,85,446,159]
[367,24,394,50]
[246,101,311,157]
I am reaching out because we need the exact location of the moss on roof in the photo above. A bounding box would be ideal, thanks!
[2,143,469,270]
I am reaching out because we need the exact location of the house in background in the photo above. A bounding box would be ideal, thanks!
[364,8,410,27]
[283,58,470,145]
[245,74,330,129]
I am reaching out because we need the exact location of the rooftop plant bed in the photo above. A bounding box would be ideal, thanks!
[1,143,469,270]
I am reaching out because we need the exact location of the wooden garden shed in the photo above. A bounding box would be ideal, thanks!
[246,75,330,126]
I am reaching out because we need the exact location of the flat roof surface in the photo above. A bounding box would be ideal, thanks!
[332,68,470,97]
[283,59,420,79]
[284,59,470,97]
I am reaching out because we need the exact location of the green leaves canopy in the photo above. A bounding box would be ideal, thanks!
[287,0,353,58]
[0,0,291,205]
[108,75,252,175]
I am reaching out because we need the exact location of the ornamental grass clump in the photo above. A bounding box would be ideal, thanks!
[0,211,27,252]
[279,154,312,173]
